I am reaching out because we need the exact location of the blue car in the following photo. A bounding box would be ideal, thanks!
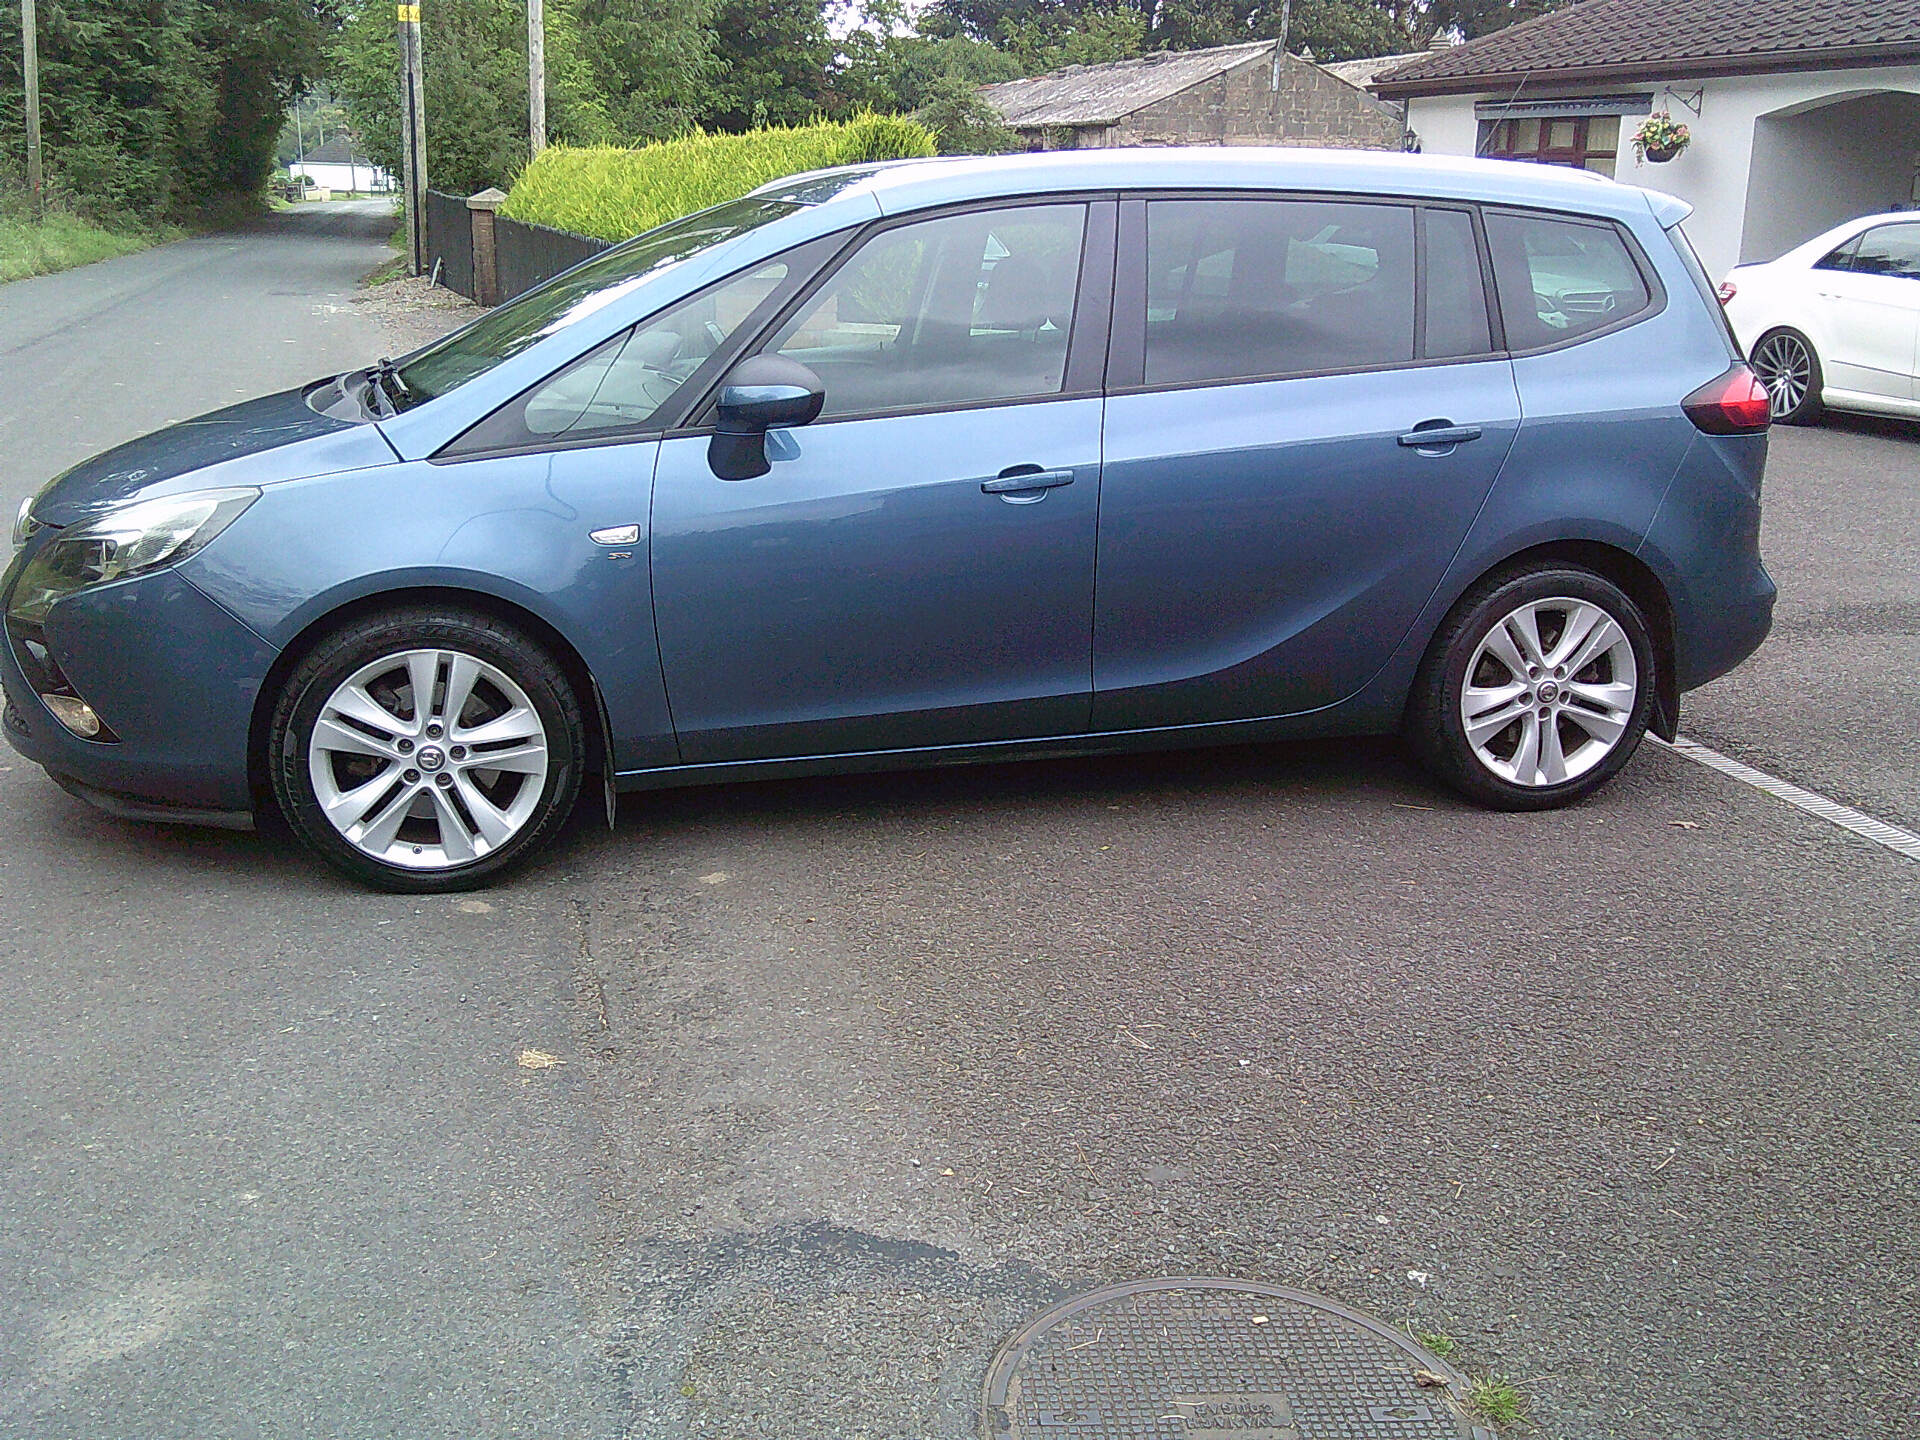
[3,150,1775,890]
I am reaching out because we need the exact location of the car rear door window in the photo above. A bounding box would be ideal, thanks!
[1143,198,1416,385]
[767,203,1087,418]
[1422,208,1493,358]
[1485,212,1651,350]
[1848,224,1920,280]
[1814,234,1863,272]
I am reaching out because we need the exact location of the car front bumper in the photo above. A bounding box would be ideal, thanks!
[2,559,278,823]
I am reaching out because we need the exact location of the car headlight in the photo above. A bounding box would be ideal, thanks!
[6,487,259,628]
[11,495,37,549]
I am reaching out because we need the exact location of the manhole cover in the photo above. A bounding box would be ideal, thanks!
[982,1278,1490,1440]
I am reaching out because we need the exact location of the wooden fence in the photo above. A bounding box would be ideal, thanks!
[424,188,611,305]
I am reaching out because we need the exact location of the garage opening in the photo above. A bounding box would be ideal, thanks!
[1741,88,1920,263]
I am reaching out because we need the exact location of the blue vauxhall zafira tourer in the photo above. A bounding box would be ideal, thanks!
[4,149,1775,889]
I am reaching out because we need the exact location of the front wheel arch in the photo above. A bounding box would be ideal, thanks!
[247,586,609,826]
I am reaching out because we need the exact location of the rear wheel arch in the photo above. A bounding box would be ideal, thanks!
[248,586,610,824]
[1749,325,1825,424]
[1420,541,1678,740]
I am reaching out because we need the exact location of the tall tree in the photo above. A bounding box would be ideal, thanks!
[921,0,1567,63]
[0,0,331,220]
[696,0,836,131]
[331,0,725,192]
[834,0,1022,113]
[569,0,716,139]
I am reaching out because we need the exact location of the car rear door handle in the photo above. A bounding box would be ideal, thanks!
[1397,423,1483,450]
[981,467,1075,495]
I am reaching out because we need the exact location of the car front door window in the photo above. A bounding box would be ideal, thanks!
[766,204,1088,417]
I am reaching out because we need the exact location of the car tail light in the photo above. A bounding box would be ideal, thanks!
[1683,365,1771,435]
[1715,279,1737,305]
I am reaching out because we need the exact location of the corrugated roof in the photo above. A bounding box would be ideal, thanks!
[1319,52,1427,89]
[1373,0,1920,95]
[979,41,1277,128]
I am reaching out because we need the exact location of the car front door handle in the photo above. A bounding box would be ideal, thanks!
[1397,423,1483,450]
[981,467,1075,495]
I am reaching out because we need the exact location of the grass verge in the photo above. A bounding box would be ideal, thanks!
[0,209,176,284]
[1466,1375,1530,1428]
[1408,1327,1459,1359]
[501,114,936,243]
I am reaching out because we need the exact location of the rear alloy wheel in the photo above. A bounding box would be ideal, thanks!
[271,608,584,890]
[1408,567,1655,810]
[1750,327,1823,424]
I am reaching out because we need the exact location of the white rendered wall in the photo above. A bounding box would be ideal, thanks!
[290,162,392,192]
[1402,65,1920,279]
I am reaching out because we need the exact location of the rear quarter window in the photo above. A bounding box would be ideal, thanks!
[1485,212,1652,351]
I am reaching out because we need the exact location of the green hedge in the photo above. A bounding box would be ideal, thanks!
[498,114,937,243]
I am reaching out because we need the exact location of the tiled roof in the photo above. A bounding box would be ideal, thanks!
[1373,0,1920,95]
[979,41,1276,127]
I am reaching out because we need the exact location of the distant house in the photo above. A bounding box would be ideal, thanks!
[979,40,1406,152]
[1371,0,1920,277]
[288,137,391,194]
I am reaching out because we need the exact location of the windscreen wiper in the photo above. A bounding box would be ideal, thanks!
[367,357,412,418]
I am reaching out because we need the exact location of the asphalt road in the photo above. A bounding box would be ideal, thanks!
[1,205,1916,1440]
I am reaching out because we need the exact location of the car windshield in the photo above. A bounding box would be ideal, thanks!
[391,195,800,404]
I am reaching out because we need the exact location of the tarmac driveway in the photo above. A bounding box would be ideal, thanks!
[0,212,1914,1440]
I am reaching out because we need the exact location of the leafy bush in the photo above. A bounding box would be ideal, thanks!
[499,114,936,243]
[913,76,1023,156]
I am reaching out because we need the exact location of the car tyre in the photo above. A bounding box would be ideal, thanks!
[1407,566,1656,811]
[1749,327,1824,425]
[270,607,584,891]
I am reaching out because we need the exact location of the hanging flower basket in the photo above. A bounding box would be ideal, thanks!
[1633,111,1690,163]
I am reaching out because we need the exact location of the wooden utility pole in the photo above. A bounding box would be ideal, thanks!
[398,2,428,275]
[528,0,546,157]
[22,0,44,213]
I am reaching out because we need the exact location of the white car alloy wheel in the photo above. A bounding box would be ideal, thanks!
[1458,597,1639,788]
[307,647,551,870]
[1751,330,1816,420]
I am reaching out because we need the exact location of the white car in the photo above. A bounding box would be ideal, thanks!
[1719,212,1920,424]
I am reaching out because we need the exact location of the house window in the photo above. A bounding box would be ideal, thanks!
[1480,115,1621,177]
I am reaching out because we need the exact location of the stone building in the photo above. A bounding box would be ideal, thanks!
[978,40,1407,152]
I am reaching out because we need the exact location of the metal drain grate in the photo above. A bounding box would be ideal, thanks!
[982,1279,1491,1440]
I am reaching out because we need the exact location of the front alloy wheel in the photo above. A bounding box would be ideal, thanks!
[272,609,584,890]
[1408,567,1655,810]
[309,649,550,869]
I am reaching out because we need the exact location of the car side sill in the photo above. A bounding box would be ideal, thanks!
[1822,386,1920,420]
[612,707,1393,793]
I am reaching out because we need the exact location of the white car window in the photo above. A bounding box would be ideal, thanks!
[1848,224,1920,282]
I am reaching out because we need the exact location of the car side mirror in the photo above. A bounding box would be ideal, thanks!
[708,356,825,481]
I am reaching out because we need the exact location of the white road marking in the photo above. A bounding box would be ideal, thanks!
[1655,735,1920,863]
